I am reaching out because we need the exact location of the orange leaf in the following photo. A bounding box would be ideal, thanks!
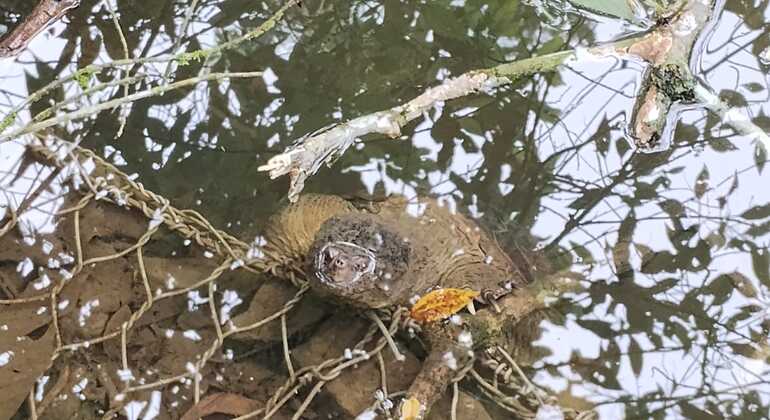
[399,396,423,420]
[409,288,479,323]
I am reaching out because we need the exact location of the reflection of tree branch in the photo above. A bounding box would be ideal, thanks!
[0,72,263,142]
[0,0,300,137]
[260,0,765,203]
[0,0,80,58]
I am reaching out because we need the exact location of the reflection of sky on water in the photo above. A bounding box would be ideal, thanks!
[1,2,769,418]
[347,4,770,417]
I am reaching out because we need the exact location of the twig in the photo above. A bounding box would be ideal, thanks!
[694,83,770,151]
[281,313,296,379]
[163,0,200,79]
[0,0,299,136]
[368,311,405,362]
[0,72,262,142]
[100,0,131,138]
[450,382,459,420]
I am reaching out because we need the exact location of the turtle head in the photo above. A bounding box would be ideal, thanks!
[307,214,410,308]
[315,241,377,285]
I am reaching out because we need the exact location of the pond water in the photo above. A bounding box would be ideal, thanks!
[0,0,769,418]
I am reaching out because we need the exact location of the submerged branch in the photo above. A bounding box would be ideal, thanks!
[258,38,639,202]
[262,0,768,203]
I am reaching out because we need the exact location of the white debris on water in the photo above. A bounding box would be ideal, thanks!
[148,208,164,229]
[124,400,147,420]
[32,273,51,290]
[182,330,201,341]
[35,375,50,401]
[187,291,208,311]
[78,299,100,326]
[344,348,369,360]
[17,257,34,277]
[0,350,14,366]
[142,391,162,420]
[117,368,135,382]
[355,409,377,420]
[72,377,88,400]
[166,274,176,290]
[58,252,74,265]
[442,351,458,370]
[219,290,242,324]
[535,404,565,420]
[458,331,473,348]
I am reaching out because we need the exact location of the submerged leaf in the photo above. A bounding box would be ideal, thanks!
[399,397,423,420]
[410,288,479,323]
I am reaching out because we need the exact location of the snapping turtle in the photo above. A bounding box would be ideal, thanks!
[263,193,531,309]
[261,194,581,418]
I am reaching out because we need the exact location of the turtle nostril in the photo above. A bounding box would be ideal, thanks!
[334,258,346,268]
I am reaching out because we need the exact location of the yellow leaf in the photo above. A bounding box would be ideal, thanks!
[409,288,479,323]
[399,396,423,420]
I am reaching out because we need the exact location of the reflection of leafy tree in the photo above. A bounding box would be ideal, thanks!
[1,0,769,418]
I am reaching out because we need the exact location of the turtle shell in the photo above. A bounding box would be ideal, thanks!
[264,194,531,309]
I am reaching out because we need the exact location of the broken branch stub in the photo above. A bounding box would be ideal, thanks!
[625,0,715,150]
[0,0,81,58]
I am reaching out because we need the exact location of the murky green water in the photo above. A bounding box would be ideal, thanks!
[1,0,769,418]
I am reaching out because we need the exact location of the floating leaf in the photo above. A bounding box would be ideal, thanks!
[399,396,423,420]
[409,288,479,323]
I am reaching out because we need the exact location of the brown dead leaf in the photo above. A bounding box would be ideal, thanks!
[0,325,56,419]
[410,288,479,323]
[180,392,261,420]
